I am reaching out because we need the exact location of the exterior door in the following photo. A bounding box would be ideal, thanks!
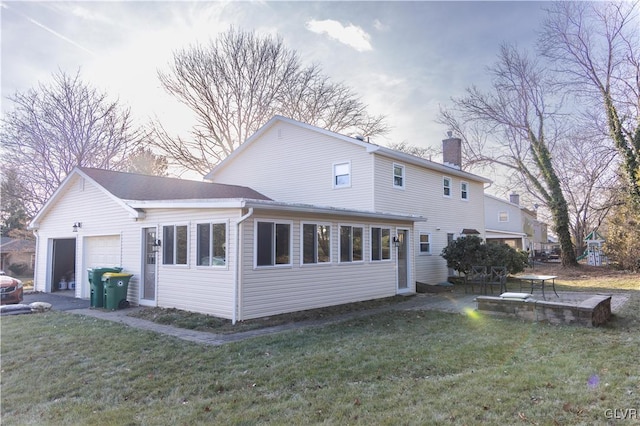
[141,228,157,303]
[397,229,409,292]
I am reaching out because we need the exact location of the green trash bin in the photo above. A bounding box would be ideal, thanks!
[102,272,133,310]
[88,267,123,308]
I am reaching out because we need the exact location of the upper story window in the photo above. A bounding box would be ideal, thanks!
[443,176,452,197]
[333,162,351,188]
[197,222,227,267]
[302,223,331,264]
[461,182,469,200]
[419,233,431,254]
[163,224,188,265]
[499,211,509,222]
[371,227,391,261]
[340,225,363,262]
[393,164,405,189]
[256,221,291,267]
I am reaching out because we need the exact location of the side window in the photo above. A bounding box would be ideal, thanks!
[371,227,391,261]
[461,182,468,200]
[302,223,331,264]
[393,164,405,189]
[197,222,227,266]
[443,176,452,197]
[499,211,509,222]
[162,224,188,265]
[419,233,431,254]
[256,221,291,267]
[333,162,351,188]
[339,225,363,262]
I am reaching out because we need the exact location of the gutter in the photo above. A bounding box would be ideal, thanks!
[233,207,254,324]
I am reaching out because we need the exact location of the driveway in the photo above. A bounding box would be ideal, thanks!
[22,291,90,311]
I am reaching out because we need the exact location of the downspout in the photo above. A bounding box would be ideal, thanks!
[233,207,254,324]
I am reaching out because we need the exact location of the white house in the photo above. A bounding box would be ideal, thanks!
[484,193,548,254]
[29,116,490,321]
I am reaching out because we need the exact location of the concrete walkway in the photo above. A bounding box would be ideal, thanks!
[23,292,478,346]
[21,290,630,347]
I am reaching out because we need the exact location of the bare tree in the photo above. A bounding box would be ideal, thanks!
[540,1,640,204]
[439,45,578,266]
[153,27,389,175]
[385,141,439,160]
[1,70,145,216]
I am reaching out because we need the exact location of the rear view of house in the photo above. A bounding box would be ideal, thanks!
[29,116,490,320]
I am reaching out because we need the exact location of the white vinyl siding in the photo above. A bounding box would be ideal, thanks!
[211,123,375,210]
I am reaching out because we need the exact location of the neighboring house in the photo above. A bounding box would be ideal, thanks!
[29,116,490,321]
[484,193,548,254]
[0,237,36,276]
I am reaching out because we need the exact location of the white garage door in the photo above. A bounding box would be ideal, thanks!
[83,235,121,298]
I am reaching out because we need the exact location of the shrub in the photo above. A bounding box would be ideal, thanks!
[7,262,29,276]
[441,236,528,275]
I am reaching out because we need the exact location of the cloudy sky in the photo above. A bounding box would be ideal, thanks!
[1,1,549,176]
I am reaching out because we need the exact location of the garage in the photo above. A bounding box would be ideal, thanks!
[82,235,121,298]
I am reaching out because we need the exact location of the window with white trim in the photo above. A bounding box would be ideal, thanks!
[339,225,363,262]
[443,176,452,197]
[302,223,331,264]
[256,221,291,266]
[393,164,405,188]
[499,211,509,222]
[197,222,227,266]
[461,182,469,200]
[162,224,188,265]
[333,162,351,188]
[371,227,391,261]
[419,233,431,254]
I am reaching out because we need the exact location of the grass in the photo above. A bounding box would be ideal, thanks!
[2,264,639,425]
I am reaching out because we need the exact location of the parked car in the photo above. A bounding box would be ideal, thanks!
[0,271,24,305]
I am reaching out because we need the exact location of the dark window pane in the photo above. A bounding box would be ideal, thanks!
[163,226,174,264]
[317,225,330,263]
[176,226,188,264]
[381,228,390,260]
[371,227,381,260]
[257,222,273,266]
[303,224,316,264]
[275,224,290,264]
[340,226,351,262]
[353,227,363,261]
[197,224,210,266]
[212,223,226,265]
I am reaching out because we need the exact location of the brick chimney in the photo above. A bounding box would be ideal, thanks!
[510,193,520,205]
[442,132,462,170]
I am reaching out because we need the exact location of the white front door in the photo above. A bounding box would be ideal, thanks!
[396,229,410,292]
[140,228,157,305]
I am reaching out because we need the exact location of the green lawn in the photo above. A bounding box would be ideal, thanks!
[3,280,639,425]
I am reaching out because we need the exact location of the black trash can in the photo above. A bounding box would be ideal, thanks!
[88,267,122,308]
[102,272,133,310]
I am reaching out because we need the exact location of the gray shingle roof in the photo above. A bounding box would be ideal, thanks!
[79,167,271,201]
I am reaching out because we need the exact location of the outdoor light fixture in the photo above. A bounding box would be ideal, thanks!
[72,222,82,232]
[393,236,401,248]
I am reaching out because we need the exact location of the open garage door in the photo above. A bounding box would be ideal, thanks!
[50,239,76,293]
[83,235,121,298]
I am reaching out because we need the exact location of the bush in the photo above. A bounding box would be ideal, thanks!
[441,236,528,275]
[7,262,30,276]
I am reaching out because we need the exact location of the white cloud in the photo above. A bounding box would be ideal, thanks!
[71,6,112,23]
[305,19,372,52]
